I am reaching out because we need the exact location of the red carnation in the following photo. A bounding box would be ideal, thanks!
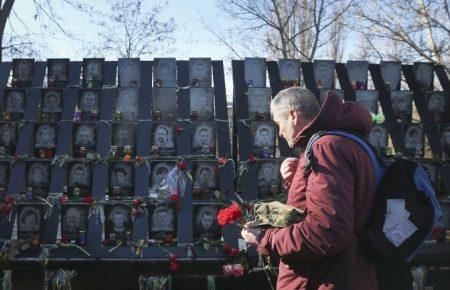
[224,243,231,254]
[5,196,13,205]
[59,195,67,204]
[230,248,239,257]
[248,154,256,161]
[218,157,227,165]
[83,196,95,205]
[168,261,179,271]
[217,203,243,226]
[169,254,177,261]
[168,193,181,202]
[46,150,54,158]
[133,198,142,206]
[178,162,186,171]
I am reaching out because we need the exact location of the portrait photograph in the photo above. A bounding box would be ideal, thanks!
[150,161,175,189]
[115,88,139,121]
[403,124,424,157]
[0,162,10,189]
[152,123,176,155]
[109,162,134,196]
[18,205,42,239]
[440,124,450,158]
[4,89,26,119]
[414,62,433,91]
[34,123,57,152]
[67,162,92,197]
[380,61,402,90]
[12,59,34,85]
[78,89,100,120]
[112,123,136,149]
[390,91,413,122]
[314,60,335,89]
[194,205,220,241]
[192,123,216,155]
[248,87,272,120]
[244,57,266,87]
[257,161,281,198]
[82,58,104,86]
[189,58,211,87]
[61,205,87,240]
[278,59,301,82]
[190,87,214,121]
[368,124,388,150]
[149,204,177,240]
[26,162,50,195]
[105,205,132,241]
[73,123,97,156]
[193,162,217,199]
[153,88,177,120]
[346,61,368,90]
[153,58,177,87]
[0,123,17,155]
[41,89,63,120]
[252,122,276,158]
[47,59,69,86]
[355,90,379,114]
[319,89,343,105]
[118,58,140,88]
[426,91,446,123]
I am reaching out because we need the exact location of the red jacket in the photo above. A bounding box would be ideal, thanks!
[257,93,378,290]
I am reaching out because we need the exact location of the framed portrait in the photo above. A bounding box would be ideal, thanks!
[109,162,134,197]
[112,123,136,151]
[0,122,17,155]
[152,123,176,156]
[149,161,176,198]
[319,89,343,105]
[12,59,34,86]
[192,123,216,155]
[248,87,271,120]
[426,91,446,123]
[346,61,368,90]
[257,160,281,199]
[73,123,97,157]
[440,124,450,159]
[153,58,176,88]
[190,87,214,121]
[244,58,266,88]
[82,58,104,87]
[3,89,26,120]
[41,89,63,121]
[368,124,389,151]
[26,161,50,197]
[192,161,218,199]
[189,58,211,87]
[148,204,177,241]
[78,89,100,120]
[153,88,177,120]
[355,90,379,114]
[413,62,433,91]
[390,91,413,123]
[252,122,276,158]
[313,60,335,89]
[61,205,87,241]
[47,59,69,87]
[419,160,438,190]
[105,204,132,243]
[67,161,92,197]
[380,61,402,90]
[193,204,220,241]
[402,123,424,157]
[0,162,10,190]
[17,205,42,240]
[279,59,301,83]
[33,123,57,157]
[118,58,140,88]
[115,88,138,121]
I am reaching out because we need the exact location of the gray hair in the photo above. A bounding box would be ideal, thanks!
[270,87,320,120]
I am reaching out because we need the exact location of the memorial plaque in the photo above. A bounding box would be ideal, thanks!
[346,61,368,90]
[12,59,34,87]
[109,162,134,197]
[189,58,211,87]
[313,60,335,89]
[414,62,433,91]
[440,124,450,160]
[368,124,389,152]
[67,161,92,197]
[190,87,214,121]
[278,59,301,83]
[390,91,413,123]
[193,204,220,241]
[149,161,176,199]
[153,58,176,88]
[78,89,101,121]
[41,89,63,121]
[402,123,424,157]
[252,122,276,158]
[105,204,132,244]
[148,203,177,241]
[426,91,446,123]
[380,61,402,90]
[244,58,266,87]
[47,59,69,87]
[257,160,281,199]
[26,161,51,197]
[319,89,344,105]
[115,88,138,121]
[118,58,140,88]
[192,122,216,155]
[355,90,379,114]
[82,58,104,88]
[73,123,97,158]
[3,89,26,120]
[151,123,176,156]
[61,205,88,242]
[17,205,42,240]
[192,161,218,200]
[33,122,57,158]
[153,88,177,121]
[112,123,136,153]
[248,87,271,121]
[0,122,17,156]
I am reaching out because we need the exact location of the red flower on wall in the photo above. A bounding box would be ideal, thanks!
[217,203,244,226]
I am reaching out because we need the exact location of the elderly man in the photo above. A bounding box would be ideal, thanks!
[241,87,377,290]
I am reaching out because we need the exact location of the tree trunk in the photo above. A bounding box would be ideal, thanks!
[0,0,15,62]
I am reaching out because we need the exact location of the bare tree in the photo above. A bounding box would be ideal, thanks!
[86,0,175,58]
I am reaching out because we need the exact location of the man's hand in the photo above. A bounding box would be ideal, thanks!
[280,157,299,182]
[241,227,264,245]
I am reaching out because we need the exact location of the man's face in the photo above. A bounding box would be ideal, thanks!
[273,113,297,148]
[115,172,126,186]
[156,168,168,184]
[199,169,211,185]
[407,129,419,146]
[53,64,63,76]
[259,129,270,145]
[10,92,23,110]
[199,129,210,145]
[194,62,206,76]
[86,63,98,77]
[263,166,274,178]
[156,211,169,227]
[47,95,58,110]
[82,93,96,111]
[155,128,168,146]
[392,96,408,112]
[24,214,36,227]
[39,127,52,143]
[117,129,130,144]
[32,167,44,181]
[2,129,11,144]
[79,128,91,145]
[201,213,213,229]
[112,212,125,228]
[66,209,80,228]
[18,64,29,80]
[74,168,85,183]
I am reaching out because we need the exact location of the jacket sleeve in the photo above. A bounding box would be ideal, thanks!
[258,139,355,260]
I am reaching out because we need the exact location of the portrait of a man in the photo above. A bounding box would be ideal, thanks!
[41,89,63,114]
[26,162,50,192]
[18,206,41,233]
[190,88,214,120]
[192,123,215,154]
[414,62,433,90]
[68,162,91,196]
[13,59,33,84]
[62,206,87,235]
[248,87,271,120]
[244,58,266,87]
[152,124,175,154]
[403,124,424,156]
[0,123,17,155]
[426,92,446,123]
[153,88,177,120]
[279,59,301,82]
[73,123,96,154]
[78,90,100,118]
[252,123,276,154]
[0,162,9,188]
[47,59,68,84]
[355,90,378,114]
[150,162,175,190]
[368,124,388,150]
[154,58,176,87]
[150,205,176,239]
[112,123,136,148]
[34,123,57,149]
[314,60,335,89]
[390,91,413,122]
[380,61,402,90]
[257,161,280,188]
[109,162,134,196]
[83,59,103,84]
[346,61,369,89]
[106,205,131,235]
[194,205,220,241]
[118,58,140,88]
[189,58,211,87]
[194,162,216,189]
[4,89,26,115]
[115,88,138,121]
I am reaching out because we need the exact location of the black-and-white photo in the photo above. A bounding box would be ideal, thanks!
[73,123,96,156]
[67,162,92,197]
[244,58,266,87]
[109,162,134,196]
[319,89,343,105]
[61,206,87,239]
[193,162,217,189]
[189,58,211,87]
[252,122,276,157]
[115,88,138,121]
[192,123,216,155]
[426,91,446,123]
[153,58,176,87]
[78,90,100,119]
[390,91,413,122]
[194,205,220,241]
[414,62,433,91]
[26,162,50,193]
[380,61,402,90]
[0,162,9,189]
[47,59,69,85]
[152,123,175,155]
[0,123,17,155]
[13,59,33,85]
[150,162,175,189]
[279,59,301,82]
[190,87,214,121]
[41,89,63,117]
[368,124,388,150]
[257,161,280,188]
[248,87,271,120]
[112,123,136,148]
[4,89,26,117]
[355,90,379,114]
[346,61,368,90]
[440,124,450,158]
[420,161,438,189]
[34,123,57,150]
[83,59,103,86]
[18,205,42,238]
[403,124,424,157]
[314,60,335,89]
[149,204,177,240]
[153,88,177,120]
[118,58,140,87]
[106,205,132,237]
